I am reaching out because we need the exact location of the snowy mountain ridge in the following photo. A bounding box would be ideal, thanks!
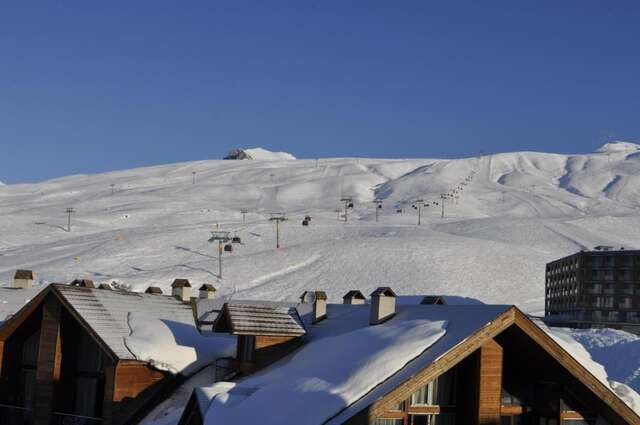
[3,142,640,404]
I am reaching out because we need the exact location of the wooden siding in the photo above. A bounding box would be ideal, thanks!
[255,334,296,349]
[363,307,516,422]
[112,360,170,425]
[33,296,62,425]
[478,339,503,424]
[513,310,640,425]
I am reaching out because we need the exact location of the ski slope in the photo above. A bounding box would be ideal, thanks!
[2,142,640,316]
[3,142,640,406]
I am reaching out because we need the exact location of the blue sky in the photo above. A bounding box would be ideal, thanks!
[1,1,639,183]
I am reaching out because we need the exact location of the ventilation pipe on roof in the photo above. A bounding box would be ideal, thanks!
[199,284,216,299]
[342,290,366,305]
[14,270,34,289]
[370,287,397,325]
[145,286,163,295]
[300,291,328,323]
[171,279,192,302]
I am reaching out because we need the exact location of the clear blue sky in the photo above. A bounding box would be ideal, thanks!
[1,1,639,183]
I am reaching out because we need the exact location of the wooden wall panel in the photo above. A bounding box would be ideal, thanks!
[33,296,62,425]
[478,339,503,424]
[255,335,296,349]
[112,361,169,425]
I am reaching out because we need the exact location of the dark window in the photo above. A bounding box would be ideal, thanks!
[19,330,39,409]
[410,369,456,406]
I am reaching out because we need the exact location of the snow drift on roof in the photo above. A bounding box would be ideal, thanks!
[125,312,235,375]
[203,317,446,425]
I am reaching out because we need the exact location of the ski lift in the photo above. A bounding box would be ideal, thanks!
[377,204,382,209]
[302,219,309,226]
[396,208,403,214]
[232,236,242,244]
[224,244,233,252]
[304,215,311,221]
[347,202,354,209]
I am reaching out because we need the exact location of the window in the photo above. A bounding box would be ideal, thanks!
[72,332,105,418]
[410,369,456,406]
[607,311,619,322]
[620,298,633,309]
[20,330,40,408]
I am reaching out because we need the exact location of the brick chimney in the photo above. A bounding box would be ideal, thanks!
[14,270,34,289]
[342,290,366,305]
[300,290,328,323]
[171,279,192,302]
[370,287,397,325]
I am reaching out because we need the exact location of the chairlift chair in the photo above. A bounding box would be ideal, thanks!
[232,236,242,244]
[305,215,311,221]
[224,244,233,252]
[347,202,354,209]
[302,219,309,226]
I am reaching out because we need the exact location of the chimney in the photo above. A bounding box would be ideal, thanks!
[342,290,366,305]
[71,279,95,288]
[370,287,397,325]
[14,270,34,289]
[171,279,192,302]
[145,286,163,295]
[300,290,328,323]
[199,284,217,299]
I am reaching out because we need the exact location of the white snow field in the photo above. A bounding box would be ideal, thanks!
[2,143,640,401]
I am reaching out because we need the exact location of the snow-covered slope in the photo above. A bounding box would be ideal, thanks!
[2,141,640,406]
[2,142,640,308]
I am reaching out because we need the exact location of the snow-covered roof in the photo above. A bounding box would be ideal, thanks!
[0,285,47,323]
[54,284,196,359]
[199,303,510,425]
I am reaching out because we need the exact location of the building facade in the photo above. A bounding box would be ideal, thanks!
[545,249,640,333]
[0,284,195,425]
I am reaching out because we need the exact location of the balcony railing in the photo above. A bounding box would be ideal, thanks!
[214,357,239,382]
[0,403,33,425]
[51,412,102,425]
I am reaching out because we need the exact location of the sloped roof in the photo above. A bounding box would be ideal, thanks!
[198,304,508,424]
[172,279,191,288]
[343,290,365,300]
[370,287,396,297]
[213,303,306,337]
[54,284,195,360]
[194,298,299,325]
[0,285,46,323]
[199,284,216,291]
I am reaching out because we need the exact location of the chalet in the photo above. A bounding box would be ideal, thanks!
[0,283,196,425]
[178,288,640,425]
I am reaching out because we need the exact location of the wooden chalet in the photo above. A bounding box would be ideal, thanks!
[0,283,195,425]
[179,301,640,425]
